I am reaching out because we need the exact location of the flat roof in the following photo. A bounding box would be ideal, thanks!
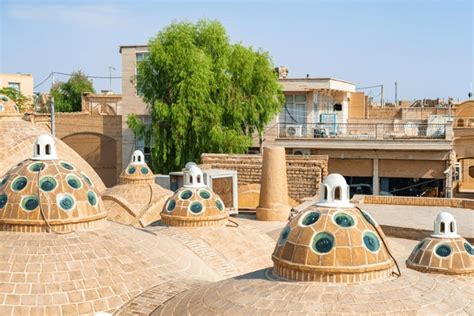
[119,45,149,53]
[280,77,355,85]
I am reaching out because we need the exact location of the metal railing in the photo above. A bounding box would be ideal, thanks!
[277,123,448,140]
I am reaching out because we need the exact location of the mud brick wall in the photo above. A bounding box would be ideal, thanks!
[201,153,328,202]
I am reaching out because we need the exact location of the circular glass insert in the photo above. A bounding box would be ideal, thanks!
[180,190,193,200]
[0,175,9,188]
[127,166,136,175]
[39,177,57,192]
[29,162,45,172]
[167,199,176,212]
[435,244,452,258]
[0,104,3,112]
[199,190,211,199]
[464,242,474,256]
[301,211,320,226]
[216,199,224,211]
[334,213,355,228]
[0,194,7,209]
[278,225,291,246]
[21,195,39,212]
[189,201,203,214]
[87,191,97,206]
[312,232,335,254]
[60,161,75,171]
[11,176,28,192]
[66,175,82,189]
[363,232,380,252]
[81,172,93,186]
[57,194,75,211]
[140,167,149,175]
[361,210,377,226]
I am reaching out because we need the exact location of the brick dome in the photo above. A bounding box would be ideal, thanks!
[160,163,228,227]
[0,135,107,232]
[0,94,20,119]
[272,173,396,282]
[406,212,474,275]
[103,150,173,228]
[119,150,155,184]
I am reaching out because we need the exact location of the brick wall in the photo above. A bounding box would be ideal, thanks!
[201,153,328,202]
[356,195,474,210]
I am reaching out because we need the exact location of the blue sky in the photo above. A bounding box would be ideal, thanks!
[1,0,472,101]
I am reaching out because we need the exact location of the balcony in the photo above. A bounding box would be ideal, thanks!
[277,122,449,140]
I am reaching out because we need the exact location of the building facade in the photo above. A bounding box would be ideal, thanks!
[0,73,33,98]
[119,45,461,198]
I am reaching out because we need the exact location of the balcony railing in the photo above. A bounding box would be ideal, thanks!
[277,123,448,140]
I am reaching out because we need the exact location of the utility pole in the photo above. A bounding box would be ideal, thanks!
[380,84,384,107]
[394,81,398,106]
[107,66,116,92]
[50,72,56,137]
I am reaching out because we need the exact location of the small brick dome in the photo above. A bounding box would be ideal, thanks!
[0,94,20,118]
[120,150,154,184]
[103,150,173,228]
[0,135,107,232]
[406,212,473,275]
[272,173,396,282]
[160,163,228,227]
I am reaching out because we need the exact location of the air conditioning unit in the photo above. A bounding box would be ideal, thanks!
[285,124,303,137]
[292,148,311,155]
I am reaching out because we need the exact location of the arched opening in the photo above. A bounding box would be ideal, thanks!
[138,155,141,162]
[45,144,50,155]
[197,175,201,184]
[324,185,328,200]
[334,186,341,200]
[440,221,445,233]
[36,144,40,156]
[457,119,464,127]
[450,222,455,233]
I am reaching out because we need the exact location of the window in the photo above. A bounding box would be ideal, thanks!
[8,82,20,91]
[135,52,149,96]
[440,222,445,233]
[279,95,307,124]
[334,186,341,200]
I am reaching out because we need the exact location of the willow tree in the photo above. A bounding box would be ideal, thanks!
[128,19,284,173]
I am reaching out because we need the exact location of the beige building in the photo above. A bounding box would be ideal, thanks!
[119,45,150,166]
[0,73,33,98]
[260,78,455,198]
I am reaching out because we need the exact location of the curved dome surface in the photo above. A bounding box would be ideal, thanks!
[0,119,106,193]
[161,163,228,227]
[161,186,228,227]
[103,183,172,228]
[0,94,20,118]
[0,158,107,232]
[407,212,473,275]
[272,205,395,282]
[119,150,154,184]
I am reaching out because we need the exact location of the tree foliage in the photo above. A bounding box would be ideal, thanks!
[50,70,95,112]
[129,19,284,173]
[0,87,30,111]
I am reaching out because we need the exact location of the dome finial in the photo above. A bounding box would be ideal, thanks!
[131,150,145,165]
[432,212,459,238]
[183,162,204,188]
[317,173,353,208]
[32,134,57,160]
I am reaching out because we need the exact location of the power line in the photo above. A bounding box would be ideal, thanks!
[34,71,122,90]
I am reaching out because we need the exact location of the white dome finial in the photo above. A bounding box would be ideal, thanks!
[32,134,58,160]
[316,173,353,208]
[432,212,459,238]
[131,150,145,165]
[183,162,204,188]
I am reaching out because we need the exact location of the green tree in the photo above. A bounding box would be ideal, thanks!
[50,71,95,112]
[128,19,284,173]
[0,87,30,111]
